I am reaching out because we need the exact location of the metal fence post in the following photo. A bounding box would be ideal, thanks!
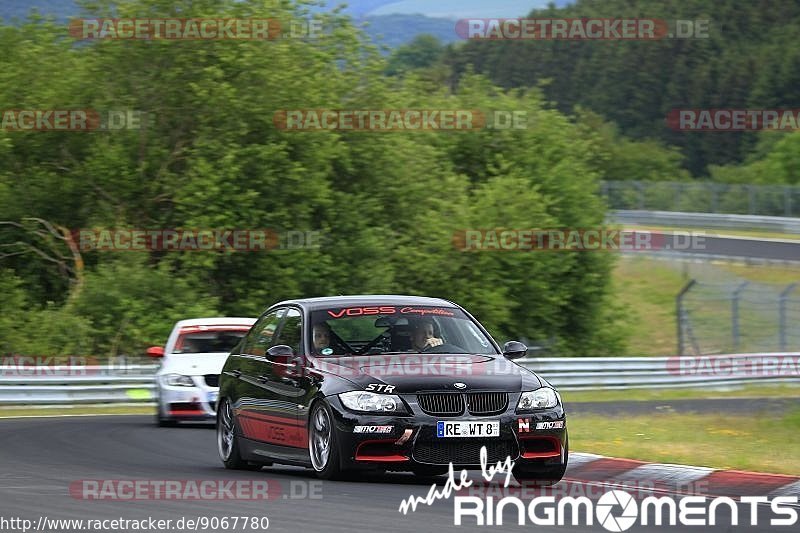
[779,283,798,351]
[677,279,697,356]
[635,181,645,209]
[732,282,749,351]
[711,183,719,213]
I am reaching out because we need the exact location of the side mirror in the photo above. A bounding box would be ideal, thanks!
[502,341,528,360]
[267,345,302,379]
[146,346,164,358]
[267,344,295,358]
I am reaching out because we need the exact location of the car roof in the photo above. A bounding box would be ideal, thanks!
[174,317,257,328]
[272,295,458,311]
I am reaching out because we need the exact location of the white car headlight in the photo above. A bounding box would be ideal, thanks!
[517,388,559,410]
[339,391,405,413]
[162,374,195,387]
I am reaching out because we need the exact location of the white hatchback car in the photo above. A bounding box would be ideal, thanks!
[149,317,256,426]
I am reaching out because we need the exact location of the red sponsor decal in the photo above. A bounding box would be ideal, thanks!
[327,306,397,318]
[326,306,456,318]
[236,410,308,448]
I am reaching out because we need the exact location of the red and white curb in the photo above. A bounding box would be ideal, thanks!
[567,452,799,498]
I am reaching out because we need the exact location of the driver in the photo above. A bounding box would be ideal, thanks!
[410,318,443,351]
[312,322,332,353]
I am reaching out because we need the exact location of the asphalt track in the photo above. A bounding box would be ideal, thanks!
[0,416,792,532]
[645,234,800,262]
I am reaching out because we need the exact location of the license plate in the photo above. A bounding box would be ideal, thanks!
[437,420,500,438]
[207,391,218,404]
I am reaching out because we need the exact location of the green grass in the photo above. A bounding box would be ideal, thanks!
[0,405,153,418]
[612,256,686,355]
[563,383,800,403]
[714,262,800,285]
[570,408,800,475]
[612,256,800,356]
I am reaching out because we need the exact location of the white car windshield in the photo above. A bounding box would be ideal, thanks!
[172,328,249,354]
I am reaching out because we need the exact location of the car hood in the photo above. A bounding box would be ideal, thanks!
[157,353,229,377]
[311,353,541,393]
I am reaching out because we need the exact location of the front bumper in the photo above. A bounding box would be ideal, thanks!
[326,393,567,471]
[156,375,219,420]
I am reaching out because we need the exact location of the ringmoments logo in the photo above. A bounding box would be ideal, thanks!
[453,490,798,528]
[398,448,798,529]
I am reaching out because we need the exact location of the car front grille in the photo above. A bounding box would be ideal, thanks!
[413,438,519,465]
[204,374,219,387]
[466,392,508,415]
[417,393,464,416]
[417,392,508,416]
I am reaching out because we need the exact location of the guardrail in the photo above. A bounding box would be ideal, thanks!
[1,354,797,405]
[610,210,800,233]
[0,365,157,405]
[602,180,800,218]
[519,353,800,390]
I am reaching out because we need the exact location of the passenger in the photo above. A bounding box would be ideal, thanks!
[313,322,333,353]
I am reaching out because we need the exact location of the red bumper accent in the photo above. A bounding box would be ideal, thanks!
[519,435,562,459]
[355,439,409,462]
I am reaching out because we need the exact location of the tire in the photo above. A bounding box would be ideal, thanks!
[217,398,262,471]
[308,401,344,480]
[513,437,569,486]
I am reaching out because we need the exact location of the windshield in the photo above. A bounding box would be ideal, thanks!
[309,306,497,356]
[172,327,249,354]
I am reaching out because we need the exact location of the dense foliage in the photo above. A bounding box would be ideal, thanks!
[444,0,800,178]
[1,0,629,357]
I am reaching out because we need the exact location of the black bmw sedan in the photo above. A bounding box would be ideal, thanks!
[216,295,568,484]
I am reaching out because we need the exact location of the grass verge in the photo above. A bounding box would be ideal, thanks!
[612,257,685,356]
[562,384,800,403]
[0,405,153,417]
[570,408,800,475]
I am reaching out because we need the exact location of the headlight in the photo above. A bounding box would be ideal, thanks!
[339,391,406,414]
[517,388,559,410]
[162,374,195,387]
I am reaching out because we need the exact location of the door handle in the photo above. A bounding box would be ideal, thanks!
[257,375,270,383]
[229,369,241,378]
